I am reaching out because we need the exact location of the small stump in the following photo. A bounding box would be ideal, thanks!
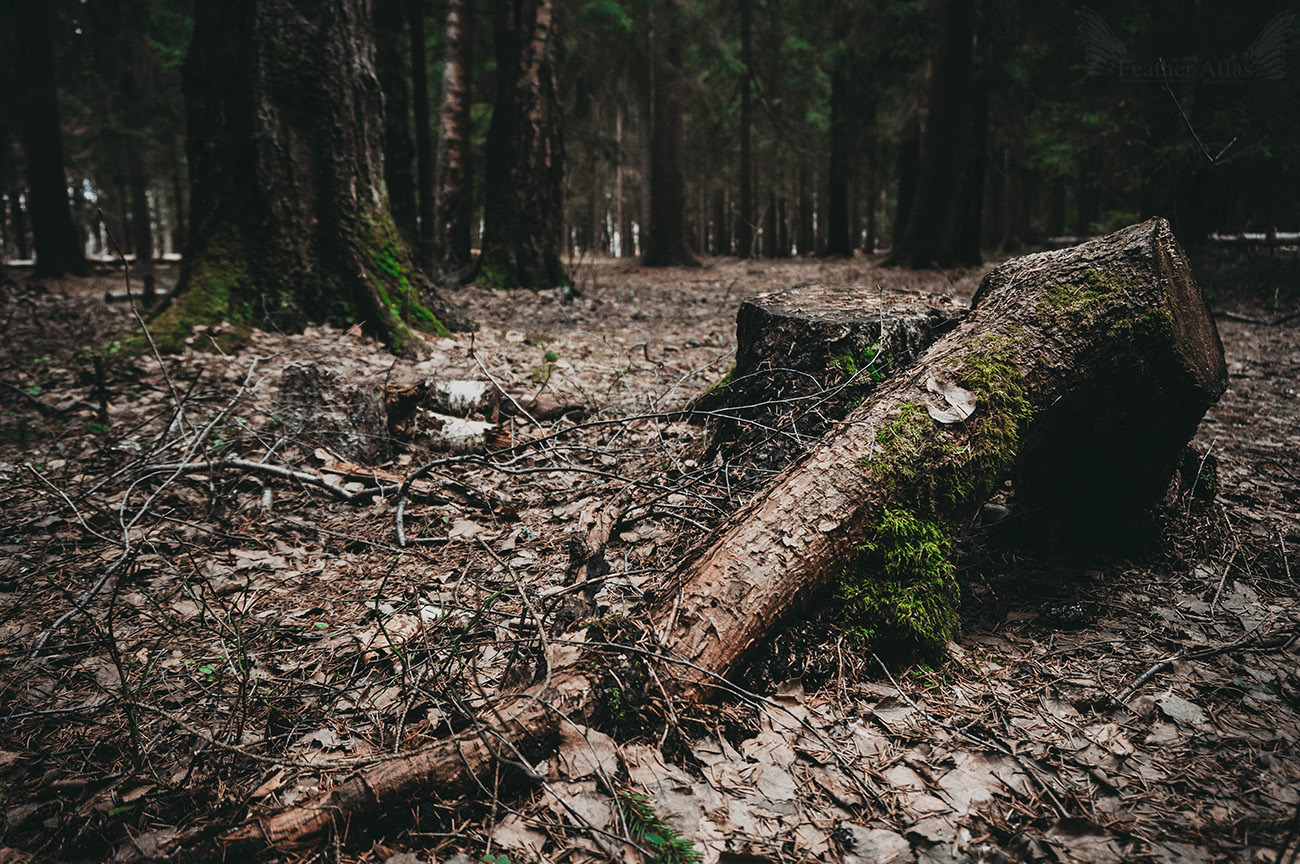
[695,282,965,482]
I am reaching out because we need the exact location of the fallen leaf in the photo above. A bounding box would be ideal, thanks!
[925,375,976,423]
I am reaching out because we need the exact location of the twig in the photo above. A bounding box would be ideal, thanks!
[150,457,393,502]
[872,653,1071,818]
[1111,625,1300,706]
[1218,309,1300,326]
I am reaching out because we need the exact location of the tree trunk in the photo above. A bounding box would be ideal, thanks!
[616,102,634,257]
[432,0,476,272]
[479,0,567,288]
[374,0,418,250]
[693,283,965,488]
[11,1,87,277]
[796,166,813,256]
[891,112,919,252]
[762,190,777,258]
[736,0,754,260]
[893,0,972,267]
[169,135,187,254]
[711,188,727,255]
[409,0,435,269]
[229,219,1227,852]
[824,53,855,257]
[127,149,154,280]
[640,0,697,267]
[9,189,28,261]
[156,0,464,354]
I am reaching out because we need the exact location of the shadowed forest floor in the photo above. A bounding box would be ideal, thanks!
[1,255,1297,863]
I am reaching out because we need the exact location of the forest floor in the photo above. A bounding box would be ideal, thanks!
[0,251,1297,864]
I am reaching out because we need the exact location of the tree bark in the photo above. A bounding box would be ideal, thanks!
[640,0,697,267]
[228,218,1227,852]
[893,0,972,267]
[824,51,856,257]
[8,189,28,261]
[479,0,567,288]
[409,0,435,269]
[374,0,418,250]
[432,0,475,272]
[127,149,154,280]
[157,0,464,354]
[10,1,87,277]
[736,0,754,259]
[891,112,919,251]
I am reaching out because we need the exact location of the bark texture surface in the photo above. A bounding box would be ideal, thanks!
[432,0,476,273]
[479,0,567,289]
[158,0,463,353]
[696,283,964,483]
[229,219,1226,850]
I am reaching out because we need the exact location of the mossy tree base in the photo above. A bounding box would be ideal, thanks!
[223,220,1228,852]
[154,0,469,355]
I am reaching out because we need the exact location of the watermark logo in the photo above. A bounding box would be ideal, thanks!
[1077,7,1295,82]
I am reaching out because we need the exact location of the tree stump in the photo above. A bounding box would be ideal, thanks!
[229,219,1227,851]
[695,283,964,483]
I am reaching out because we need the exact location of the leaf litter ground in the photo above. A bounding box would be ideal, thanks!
[0,255,1296,864]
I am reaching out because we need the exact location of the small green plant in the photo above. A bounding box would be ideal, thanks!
[616,790,703,864]
[602,686,627,723]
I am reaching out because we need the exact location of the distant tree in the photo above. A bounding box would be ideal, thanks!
[478,0,567,289]
[154,0,463,352]
[4,0,86,277]
[641,0,697,267]
[431,0,476,274]
[890,0,974,268]
[409,0,435,269]
[736,0,754,259]
[375,0,418,250]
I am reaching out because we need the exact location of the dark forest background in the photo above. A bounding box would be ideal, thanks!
[1,0,1297,283]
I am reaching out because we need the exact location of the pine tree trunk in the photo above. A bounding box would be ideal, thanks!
[374,0,418,250]
[479,0,567,288]
[711,188,727,254]
[409,0,435,269]
[11,1,86,277]
[9,189,28,261]
[432,0,475,272]
[824,53,855,257]
[156,0,463,354]
[736,0,754,259]
[892,112,919,251]
[127,149,154,280]
[894,0,973,267]
[229,219,1227,852]
[169,136,187,254]
[641,0,697,267]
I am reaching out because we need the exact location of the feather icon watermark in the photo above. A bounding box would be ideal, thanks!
[1076,7,1295,82]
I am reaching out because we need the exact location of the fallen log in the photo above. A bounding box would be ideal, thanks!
[228,218,1226,850]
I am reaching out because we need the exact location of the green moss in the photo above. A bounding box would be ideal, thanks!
[861,334,1029,521]
[837,506,960,650]
[361,212,451,341]
[841,334,1031,652]
[704,364,735,396]
[831,342,888,383]
[1039,267,1143,320]
[144,240,253,353]
[475,253,514,291]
